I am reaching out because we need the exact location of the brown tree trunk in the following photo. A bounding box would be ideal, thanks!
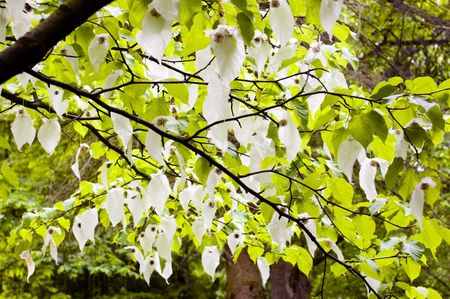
[270,259,311,299]
[226,249,263,299]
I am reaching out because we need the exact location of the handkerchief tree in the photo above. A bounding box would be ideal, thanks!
[0,0,449,298]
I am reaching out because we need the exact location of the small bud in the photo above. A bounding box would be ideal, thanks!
[150,8,161,17]
[420,183,429,190]
[279,119,288,127]
[370,160,378,167]
[271,0,280,8]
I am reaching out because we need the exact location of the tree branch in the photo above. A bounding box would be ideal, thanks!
[0,0,113,84]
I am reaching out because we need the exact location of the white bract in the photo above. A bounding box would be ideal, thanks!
[37,118,61,155]
[256,256,270,287]
[359,158,389,201]
[319,0,344,38]
[202,246,220,280]
[210,25,245,84]
[145,129,164,164]
[11,109,35,151]
[103,188,125,227]
[125,190,147,227]
[144,173,171,215]
[48,86,68,118]
[410,177,436,228]
[227,229,244,255]
[71,144,89,180]
[42,226,61,264]
[88,34,109,71]
[20,250,35,283]
[269,0,294,46]
[337,139,366,182]
[72,208,98,252]
[137,4,172,62]
[111,112,133,151]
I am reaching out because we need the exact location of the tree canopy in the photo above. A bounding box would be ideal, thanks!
[0,0,449,298]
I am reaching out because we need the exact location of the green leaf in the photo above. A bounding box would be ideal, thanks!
[402,258,421,282]
[370,81,397,99]
[406,77,437,94]
[399,169,417,200]
[385,157,404,189]
[331,178,353,206]
[362,110,388,141]
[348,115,373,148]
[404,123,427,148]
[166,83,190,105]
[427,105,445,131]
[237,12,255,45]
[194,157,212,186]
[1,163,18,187]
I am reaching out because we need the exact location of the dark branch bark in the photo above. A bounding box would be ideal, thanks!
[0,0,113,84]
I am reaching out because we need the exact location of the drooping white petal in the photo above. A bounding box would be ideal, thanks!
[278,116,302,161]
[72,208,98,252]
[210,25,245,83]
[88,34,109,71]
[359,158,389,201]
[136,4,172,62]
[20,250,35,283]
[125,190,146,227]
[269,0,294,46]
[155,232,172,261]
[139,224,158,254]
[42,226,61,264]
[37,118,61,155]
[192,216,207,243]
[206,169,222,197]
[142,253,162,285]
[337,139,366,182]
[319,0,344,38]
[111,112,133,150]
[161,215,177,240]
[179,184,204,212]
[227,230,244,255]
[256,256,270,287]
[298,213,317,257]
[161,257,173,283]
[359,158,378,201]
[6,0,32,39]
[267,213,294,249]
[102,188,125,227]
[11,109,35,151]
[153,0,180,21]
[48,86,68,118]
[247,30,271,75]
[201,199,217,231]
[202,246,220,280]
[102,70,123,99]
[62,45,79,76]
[307,93,326,118]
[364,274,381,297]
[202,77,231,124]
[71,144,89,180]
[318,238,344,261]
[125,246,145,268]
[145,129,164,164]
[410,177,435,228]
[0,7,11,43]
[144,174,171,215]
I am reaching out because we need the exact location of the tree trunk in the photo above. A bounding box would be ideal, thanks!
[226,249,263,299]
[270,259,311,299]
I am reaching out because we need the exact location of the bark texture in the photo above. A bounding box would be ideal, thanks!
[270,259,311,299]
[0,0,113,84]
[226,250,263,299]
